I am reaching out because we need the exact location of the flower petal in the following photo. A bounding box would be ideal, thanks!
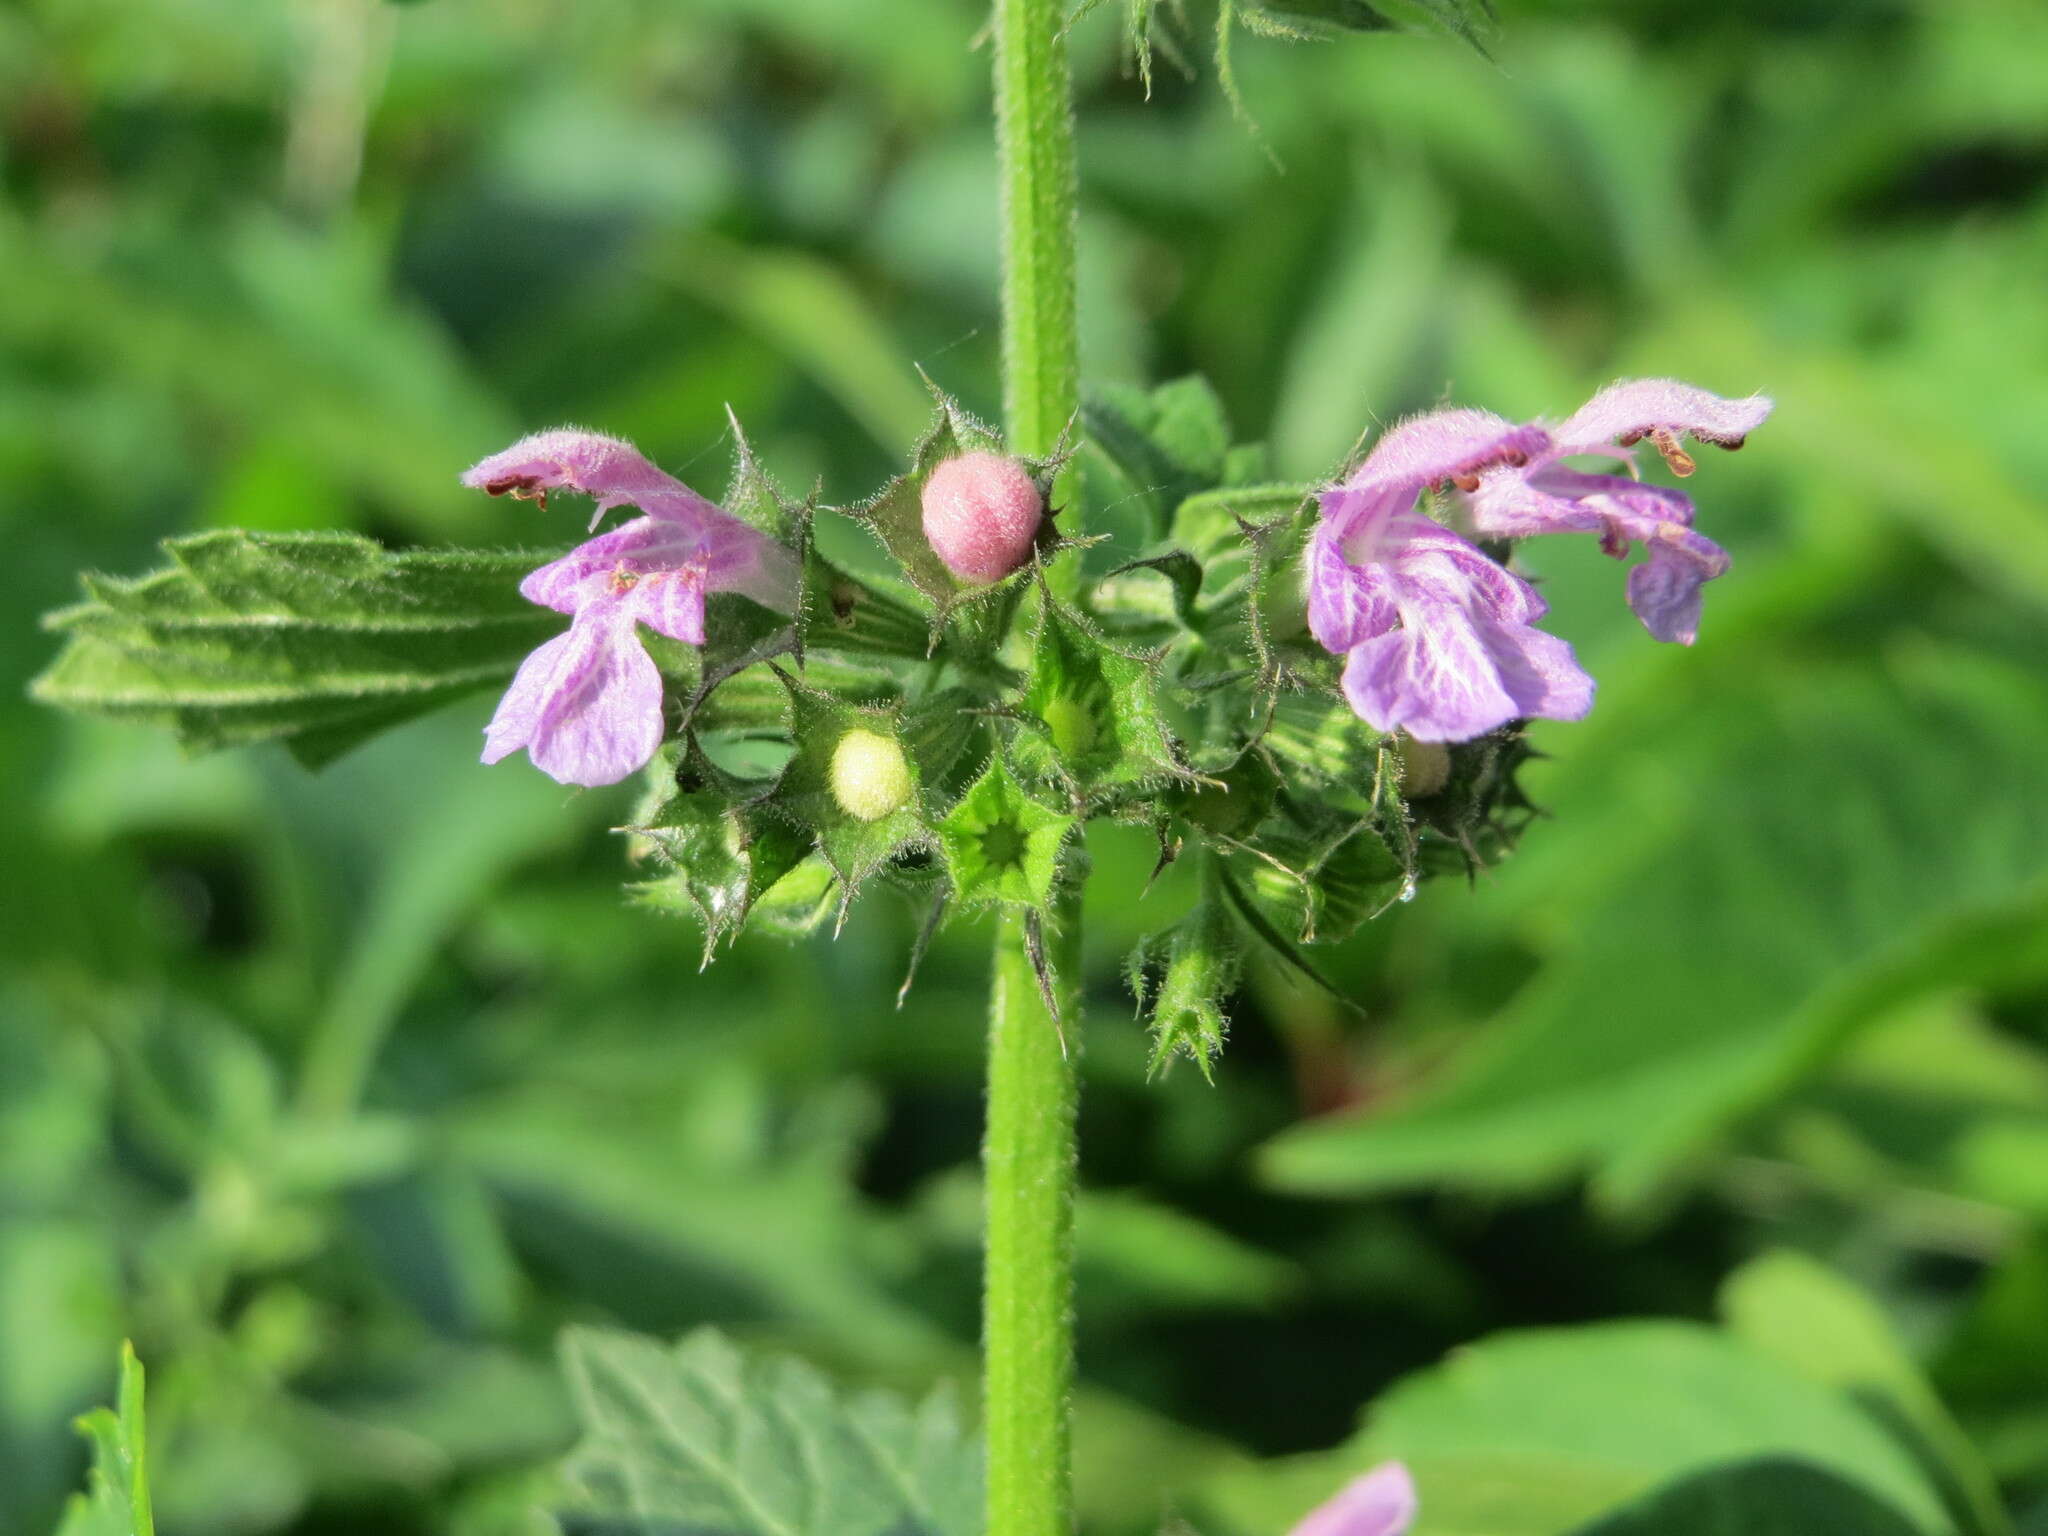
[1383,512,1548,628]
[1306,529,1399,654]
[1289,1462,1418,1536]
[1627,546,1710,644]
[1481,615,1596,720]
[1324,410,1552,547]
[517,516,707,614]
[621,566,708,646]
[1556,379,1773,454]
[1342,606,1523,743]
[481,603,664,787]
[1350,408,1552,493]
[462,428,723,528]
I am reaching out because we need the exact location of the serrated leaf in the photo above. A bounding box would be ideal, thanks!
[1102,550,1207,631]
[938,755,1078,911]
[557,1326,979,1536]
[1014,593,1180,797]
[32,531,559,768]
[627,743,812,965]
[57,1343,153,1536]
[1080,376,1233,538]
[848,383,1054,634]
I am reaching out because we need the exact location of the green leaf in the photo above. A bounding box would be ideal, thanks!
[58,1342,153,1536]
[1720,1252,2012,1536]
[1573,1459,1923,1536]
[557,1326,979,1536]
[1014,593,1180,797]
[1080,376,1233,538]
[1257,647,2048,1208]
[937,754,1078,911]
[1201,1322,1950,1536]
[31,531,558,768]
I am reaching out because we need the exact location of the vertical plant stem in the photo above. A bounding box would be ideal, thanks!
[984,908,1078,1536]
[994,0,1081,464]
[988,1,1082,1530]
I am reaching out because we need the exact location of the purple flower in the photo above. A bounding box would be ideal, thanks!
[1288,1462,1418,1536]
[1307,411,1595,743]
[465,429,797,787]
[1461,379,1773,645]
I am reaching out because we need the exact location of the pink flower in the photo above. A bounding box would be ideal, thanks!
[1307,412,1594,743]
[466,430,796,787]
[1289,1462,1418,1536]
[1461,380,1773,645]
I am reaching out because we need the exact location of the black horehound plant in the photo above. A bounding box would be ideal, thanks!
[32,1,1769,1531]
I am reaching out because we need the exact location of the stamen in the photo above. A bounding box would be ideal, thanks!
[1649,427,1696,477]
[483,474,549,508]
[1450,473,1481,493]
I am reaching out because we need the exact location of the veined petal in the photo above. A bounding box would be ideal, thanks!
[481,602,664,787]
[1628,544,1714,644]
[1480,615,1595,720]
[518,512,797,625]
[621,565,708,646]
[1383,511,1549,627]
[1464,464,1608,542]
[1289,1463,1419,1536]
[701,517,801,614]
[518,516,705,614]
[462,428,723,528]
[1557,379,1773,454]
[1342,606,1523,743]
[1306,529,1399,654]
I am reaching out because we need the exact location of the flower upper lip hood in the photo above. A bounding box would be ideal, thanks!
[462,426,728,531]
[1459,379,1775,645]
[467,429,798,788]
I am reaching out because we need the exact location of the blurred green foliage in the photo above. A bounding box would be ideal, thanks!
[5,0,2047,1533]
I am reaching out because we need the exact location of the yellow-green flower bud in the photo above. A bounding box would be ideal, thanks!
[1039,693,1098,760]
[1397,734,1452,798]
[831,728,913,822]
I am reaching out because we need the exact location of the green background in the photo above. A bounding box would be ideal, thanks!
[5,0,2047,1532]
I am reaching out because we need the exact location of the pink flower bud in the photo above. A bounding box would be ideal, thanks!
[920,452,1043,585]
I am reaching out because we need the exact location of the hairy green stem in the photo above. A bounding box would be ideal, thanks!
[984,907,1078,1536]
[988,1,1083,1529]
[994,0,1080,464]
